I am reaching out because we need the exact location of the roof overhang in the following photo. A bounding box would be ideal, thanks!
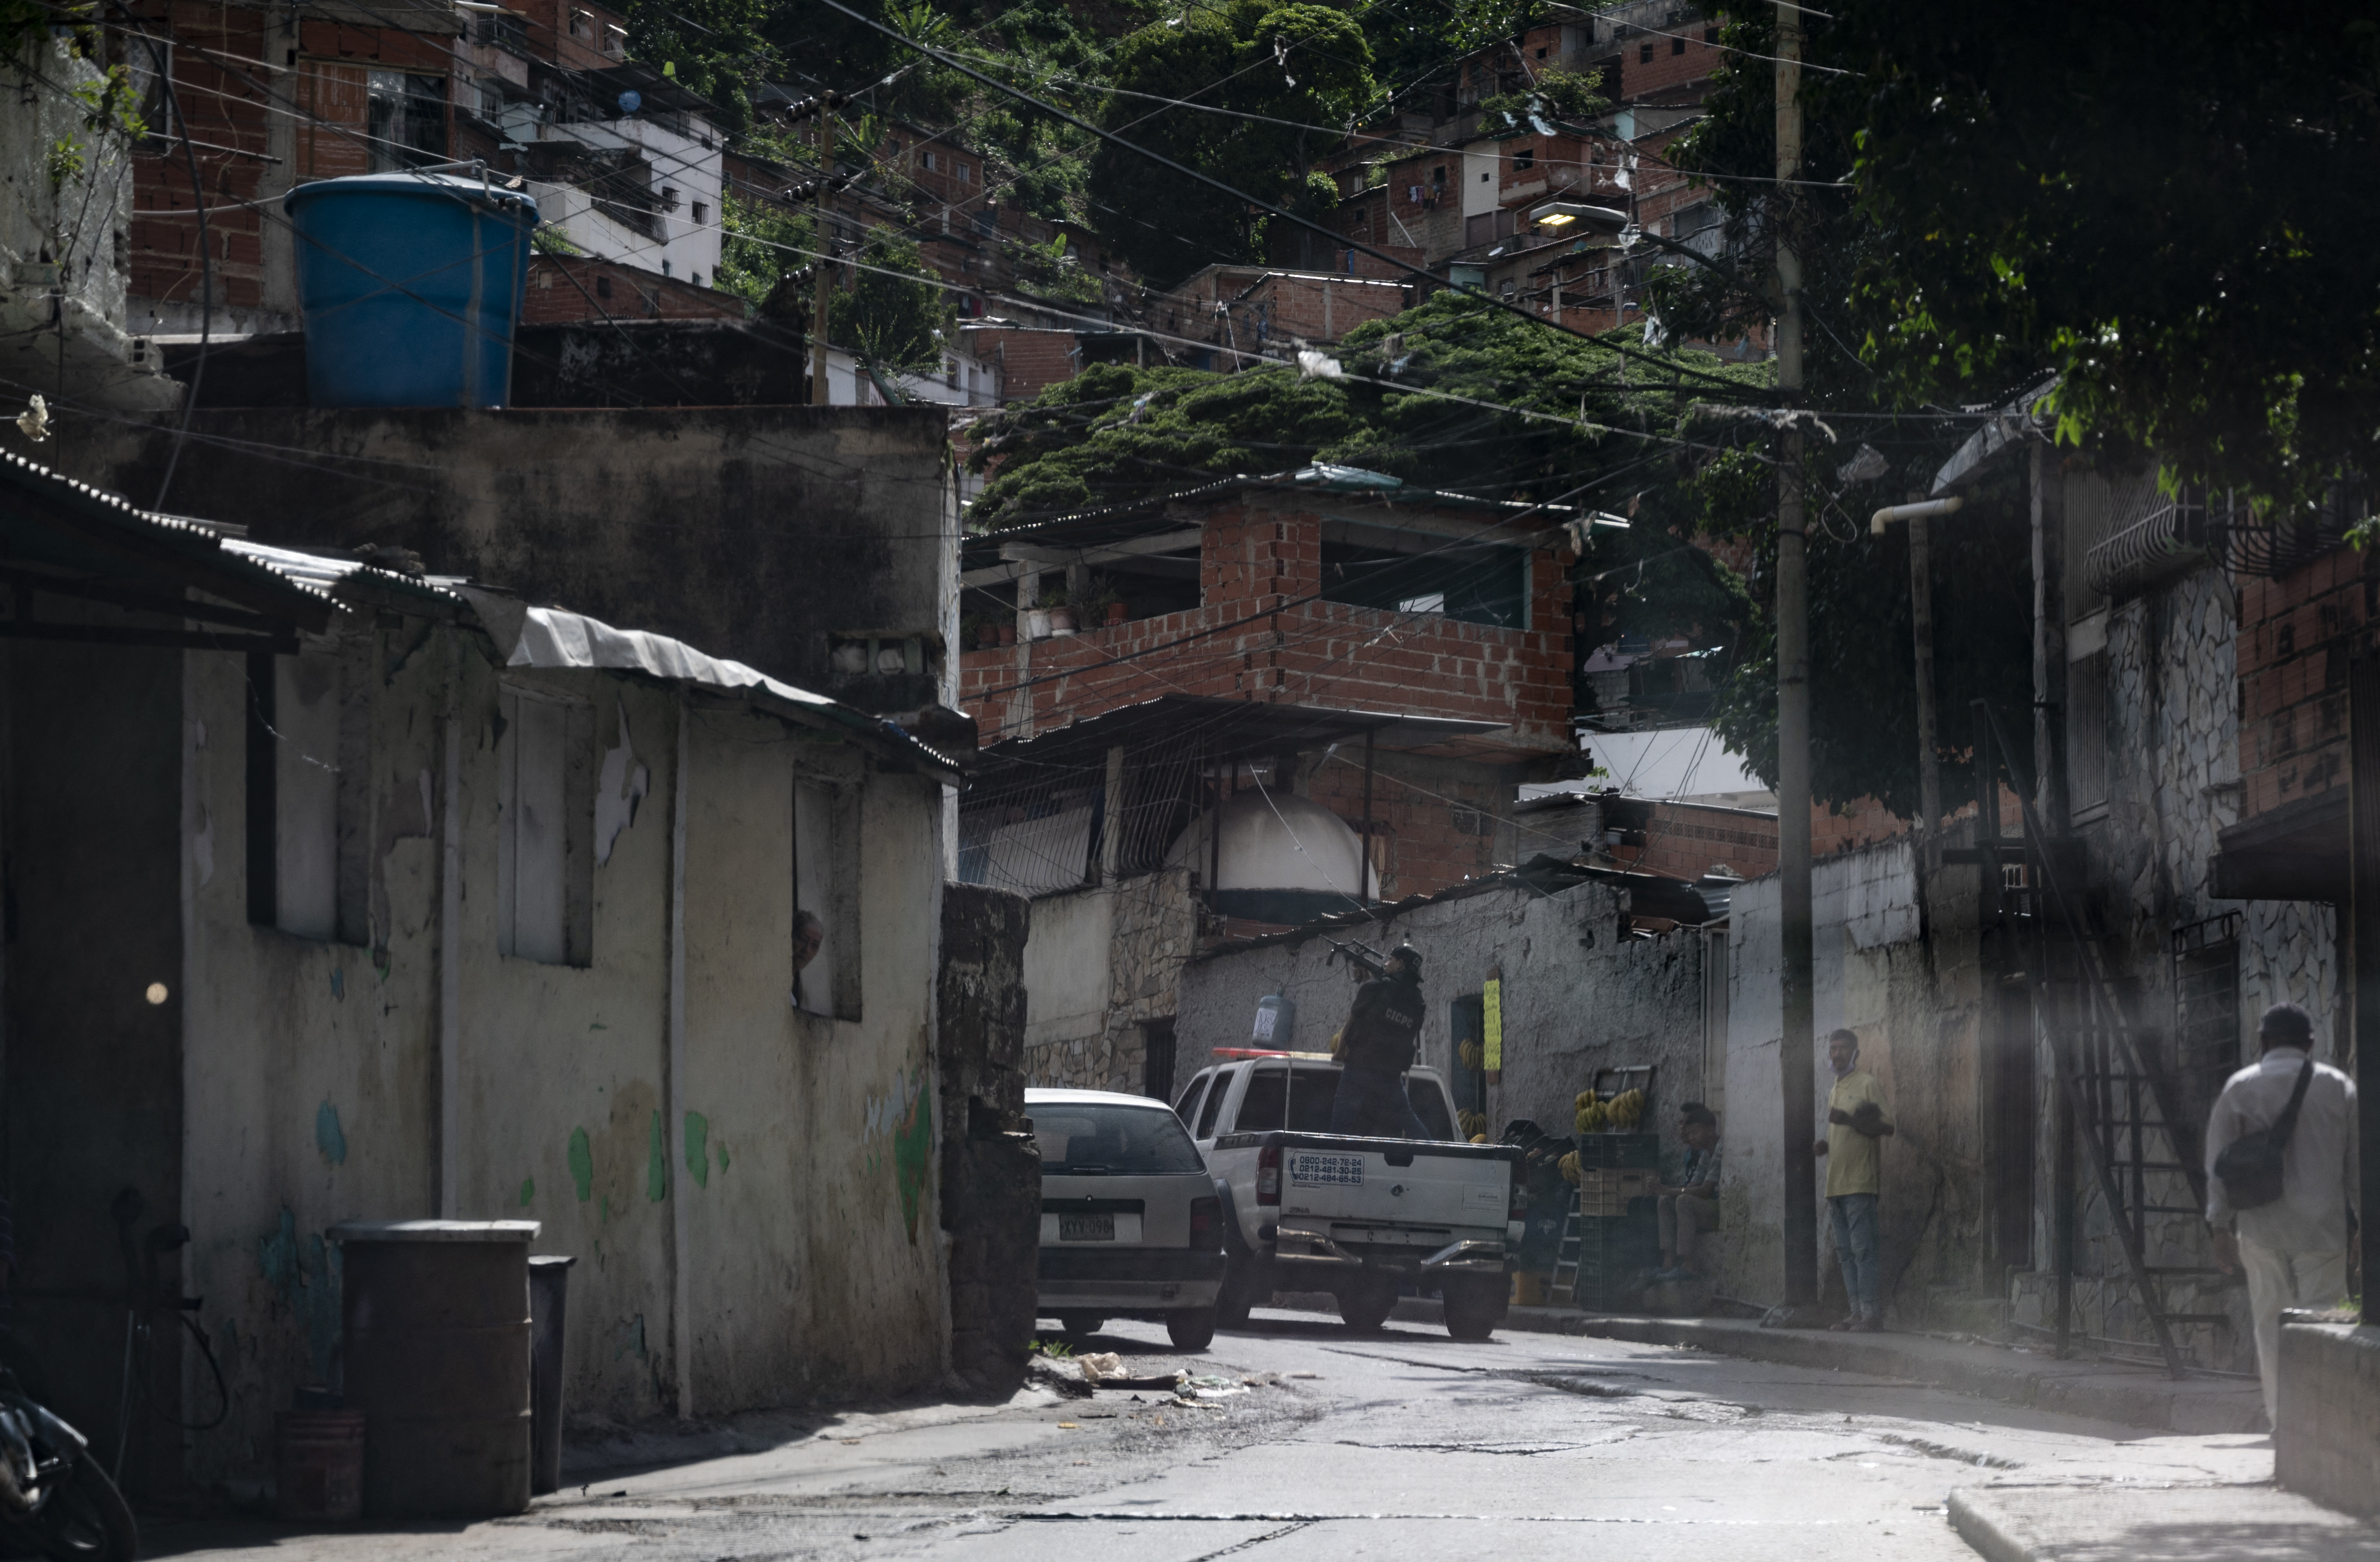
[2211,788,2346,903]
[0,450,336,653]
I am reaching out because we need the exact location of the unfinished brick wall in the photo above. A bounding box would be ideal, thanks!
[129,3,276,313]
[522,256,746,324]
[2239,546,2371,821]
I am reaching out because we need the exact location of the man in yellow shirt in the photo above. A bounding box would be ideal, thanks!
[1813,1028,1893,1331]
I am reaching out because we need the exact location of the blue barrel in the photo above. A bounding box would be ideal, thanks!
[284,173,539,409]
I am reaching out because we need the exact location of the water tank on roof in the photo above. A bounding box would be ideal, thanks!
[1166,789,1369,926]
[284,173,539,409]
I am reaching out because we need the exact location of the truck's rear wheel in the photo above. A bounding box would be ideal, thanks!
[1165,1307,1218,1350]
[1215,1256,1259,1330]
[1058,1313,1105,1342]
[1441,1276,1506,1341]
[1336,1277,1397,1333]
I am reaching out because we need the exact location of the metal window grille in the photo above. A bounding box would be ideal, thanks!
[2171,913,2243,1129]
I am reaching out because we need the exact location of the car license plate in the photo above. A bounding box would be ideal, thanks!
[1058,1213,1115,1242]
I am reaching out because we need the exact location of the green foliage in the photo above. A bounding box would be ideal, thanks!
[621,0,774,131]
[715,191,813,303]
[1821,1,2380,517]
[1478,65,1606,127]
[530,223,585,256]
[967,291,1769,525]
[1629,9,2043,817]
[44,137,83,196]
[1088,0,1375,287]
[828,229,956,374]
[1006,231,1103,305]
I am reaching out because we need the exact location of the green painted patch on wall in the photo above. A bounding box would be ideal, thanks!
[315,1101,347,1166]
[519,1177,535,1206]
[684,1112,710,1188]
[329,967,345,1001]
[645,1110,667,1201]
[259,1207,341,1384]
[568,1127,594,1201]
[716,1140,730,1173]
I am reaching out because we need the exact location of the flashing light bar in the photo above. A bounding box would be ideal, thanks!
[1209,1047,1337,1062]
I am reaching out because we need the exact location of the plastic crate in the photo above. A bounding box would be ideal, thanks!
[1576,1168,1659,1216]
[1574,1133,1660,1170]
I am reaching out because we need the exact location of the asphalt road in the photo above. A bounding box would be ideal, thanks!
[147,1305,2274,1561]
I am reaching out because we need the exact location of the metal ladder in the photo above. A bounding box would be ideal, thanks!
[1548,1191,1582,1306]
[1973,702,2219,1379]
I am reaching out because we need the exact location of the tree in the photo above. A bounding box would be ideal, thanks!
[714,190,816,308]
[1824,2,2380,515]
[967,291,1769,524]
[828,229,957,374]
[1638,9,2040,818]
[1087,0,1375,287]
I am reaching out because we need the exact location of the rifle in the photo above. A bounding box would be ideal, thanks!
[1324,937,1389,979]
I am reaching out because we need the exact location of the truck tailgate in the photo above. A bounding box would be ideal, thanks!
[1255,1134,1517,1230]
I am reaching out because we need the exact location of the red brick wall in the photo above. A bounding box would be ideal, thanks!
[1619,20,1721,101]
[1305,751,1506,898]
[965,328,1080,403]
[130,3,275,311]
[2239,547,2374,820]
[961,501,1574,754]
[522,256,746,323]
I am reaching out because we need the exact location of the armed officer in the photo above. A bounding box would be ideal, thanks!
[1329,945,1432,1139]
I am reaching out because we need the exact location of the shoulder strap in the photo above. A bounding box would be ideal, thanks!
[2272,1058,2318,1148]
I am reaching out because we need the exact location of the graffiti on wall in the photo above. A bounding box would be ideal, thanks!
[864,1067,934,1243]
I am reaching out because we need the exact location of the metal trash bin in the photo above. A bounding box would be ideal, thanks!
[328,1220,538,1518]
[528,1255,576,1496]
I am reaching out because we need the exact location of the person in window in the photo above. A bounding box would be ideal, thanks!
[1328,946,1430,1139]
[1655,1102,1721,1281]
[792,910,823,1009]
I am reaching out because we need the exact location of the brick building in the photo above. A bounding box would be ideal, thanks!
[954,464,1586,1090]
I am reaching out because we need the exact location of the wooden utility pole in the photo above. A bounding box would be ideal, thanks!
[1774,0,1819,1312]
[812,113,834,408]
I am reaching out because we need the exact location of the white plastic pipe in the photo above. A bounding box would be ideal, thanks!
[1870,495,1963,535]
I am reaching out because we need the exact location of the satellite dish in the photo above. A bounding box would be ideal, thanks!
[617,89,642,115]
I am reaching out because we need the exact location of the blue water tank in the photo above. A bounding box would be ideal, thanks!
[284,173,540,409]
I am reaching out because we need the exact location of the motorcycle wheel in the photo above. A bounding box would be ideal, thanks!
[33,1456,137,1562]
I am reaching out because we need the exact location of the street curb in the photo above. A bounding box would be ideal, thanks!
[1946,1490,2030,1562]
[1545,1315,2261,1435]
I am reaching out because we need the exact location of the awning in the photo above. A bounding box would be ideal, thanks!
[2211,788,2346,903]
[0,448,335,652]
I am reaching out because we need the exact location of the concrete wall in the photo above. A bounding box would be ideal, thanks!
[1716,839,2003,1322]
[175,613,948,1483]
[936,884,1038,1389]
[2278,1322,2380,1515]
[1020,868,1197,1094]
[1175,876,1706,1168]
[50,405,953,699]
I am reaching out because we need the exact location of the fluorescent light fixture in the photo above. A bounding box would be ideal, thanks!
[1531,201,1628,232]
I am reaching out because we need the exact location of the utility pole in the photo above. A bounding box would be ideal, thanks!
[1773,0,1819,1314]
[812,111,834,408]
[1910,511,1941,833]
[774,89,849,408]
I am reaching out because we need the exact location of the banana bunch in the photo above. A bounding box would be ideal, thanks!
[1458,1040,1483,1071]
[1607,1088,1645,1132]
[1574,1091,1608,1135]
[1457,1109,1487,1140]
[1558,1150,1581,1185]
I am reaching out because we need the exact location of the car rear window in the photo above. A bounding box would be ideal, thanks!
[1233,1066,1456,1139]
[1033,1104,1206,1174]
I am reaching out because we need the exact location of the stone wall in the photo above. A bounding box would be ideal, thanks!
[936,883,1039,1391]
[1174,874,1708,1172]
[1019,869,1199,1095]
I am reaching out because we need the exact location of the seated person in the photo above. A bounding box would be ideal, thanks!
[1656,1102,1722,1281]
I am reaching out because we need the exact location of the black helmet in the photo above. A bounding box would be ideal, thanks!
[1390,944,1423,977]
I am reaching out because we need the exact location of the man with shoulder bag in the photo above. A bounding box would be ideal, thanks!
[2205,1001,2360,1429]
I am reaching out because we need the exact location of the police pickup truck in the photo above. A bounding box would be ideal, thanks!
[1170,1051,1523,1339]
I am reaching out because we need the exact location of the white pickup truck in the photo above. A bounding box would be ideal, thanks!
[1170,1051,1523,1339]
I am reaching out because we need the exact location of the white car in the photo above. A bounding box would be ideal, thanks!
[1028,1088,1228,1350]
